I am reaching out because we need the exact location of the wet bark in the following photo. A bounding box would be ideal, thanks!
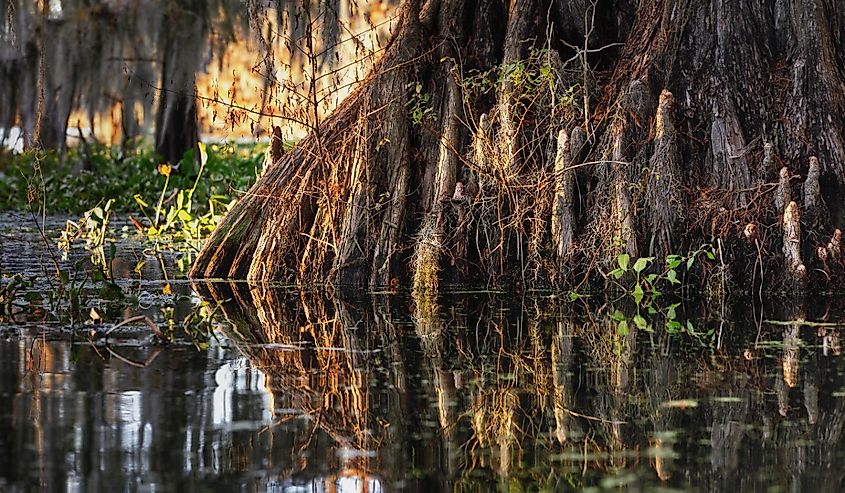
[192,0,845,295]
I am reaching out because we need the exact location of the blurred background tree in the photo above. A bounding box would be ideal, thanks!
[0,0,396,162]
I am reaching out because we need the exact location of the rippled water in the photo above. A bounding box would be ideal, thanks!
[3,215,845,492]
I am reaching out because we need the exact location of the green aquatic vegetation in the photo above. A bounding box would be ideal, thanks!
[133,143,238,249]
[57,199,115,257]
[406,82,435,126]
[159,300,222,349]
[608,244,717,303]
[47,259,131,325]
[0,142,263,215]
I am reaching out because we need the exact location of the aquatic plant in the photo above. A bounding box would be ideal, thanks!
[0,143,261,215]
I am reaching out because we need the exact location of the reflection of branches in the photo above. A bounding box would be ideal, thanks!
[191,287,845,489]
[196,282,390,481]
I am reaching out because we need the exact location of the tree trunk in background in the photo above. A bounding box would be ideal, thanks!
[192,0,845,296]
[154,3,207,163]
[154,87,199,164]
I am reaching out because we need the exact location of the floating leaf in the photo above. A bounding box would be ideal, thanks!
[99,282,125,301]
[661,399,698,409]
[712,397,743,403]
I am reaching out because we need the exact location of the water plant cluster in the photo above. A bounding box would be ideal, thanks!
[0,141,263,342]
[0,138,734,349]
[0,142,262,215]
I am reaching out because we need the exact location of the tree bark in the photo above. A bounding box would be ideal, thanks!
[154,3,207,164]
[192,0,845,296]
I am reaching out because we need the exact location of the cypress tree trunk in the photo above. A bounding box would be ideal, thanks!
[154,3,206,164]
[192,0,845,295]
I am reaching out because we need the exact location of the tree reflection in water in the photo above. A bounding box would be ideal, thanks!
[2,287,845,491]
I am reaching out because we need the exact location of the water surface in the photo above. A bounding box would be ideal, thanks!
[2,214,845,492]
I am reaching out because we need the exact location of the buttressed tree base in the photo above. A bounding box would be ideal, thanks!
[191,0,845,296]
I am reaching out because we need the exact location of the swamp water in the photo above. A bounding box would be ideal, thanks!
[2,214,845,492]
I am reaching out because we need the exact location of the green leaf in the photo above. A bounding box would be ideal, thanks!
[24,292,43,303]
[178,210,192,222]
[633,314,648,330]
[617,320,629,335]
[610,268,624,280]
[99,282,125,301]
[645,273,658,284]
[632,283,644,304]
[686,256,696,270]
[706,250,716,260]
[667,320,682,332]
[633,257,652,274]
[666,269,679,285]
[617,253,630,271]
[667,303,679,320]
[611,309,626,322]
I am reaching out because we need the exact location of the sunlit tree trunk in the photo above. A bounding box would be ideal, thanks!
[193,0,845,295]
